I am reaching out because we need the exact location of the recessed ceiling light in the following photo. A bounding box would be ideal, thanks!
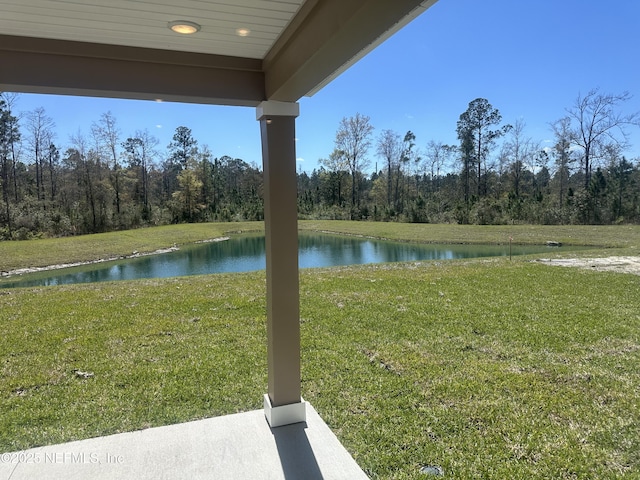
[168,21,201,35]
[236,28,251,37]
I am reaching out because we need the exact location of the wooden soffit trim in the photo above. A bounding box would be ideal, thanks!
[262,0,436,102]
[0,34,265,106]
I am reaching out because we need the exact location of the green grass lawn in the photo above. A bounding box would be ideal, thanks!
[300,220,640,250]
[1,222,640,478]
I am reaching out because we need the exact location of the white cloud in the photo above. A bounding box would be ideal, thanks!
[155,124,162,129]
[296,157,305,162]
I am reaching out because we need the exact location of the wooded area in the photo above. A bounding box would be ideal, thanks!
[1,90,639,239]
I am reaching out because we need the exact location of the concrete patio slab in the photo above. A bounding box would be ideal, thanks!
[1,403,369,479]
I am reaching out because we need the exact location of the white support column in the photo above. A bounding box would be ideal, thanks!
[257,101,306,427]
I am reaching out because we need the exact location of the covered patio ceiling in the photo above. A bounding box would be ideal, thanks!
[0,0,440,440]
[0,0,437,105]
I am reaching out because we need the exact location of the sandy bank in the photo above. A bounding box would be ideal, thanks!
[537,256,640,275]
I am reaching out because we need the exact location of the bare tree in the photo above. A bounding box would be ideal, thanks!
[69,131,98,231]
[424,141,456,194]
[376,129,402,208]
[566,88,640,190]
[25,107,55,203]
[334,113,374,211]
[92,112,122,216]
[502,119,538,198]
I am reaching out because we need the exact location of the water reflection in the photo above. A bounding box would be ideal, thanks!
[1,232,569,289]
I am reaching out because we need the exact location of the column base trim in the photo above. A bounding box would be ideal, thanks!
[263,394,307,428]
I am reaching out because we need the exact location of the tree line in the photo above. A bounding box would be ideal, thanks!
[1,89,639,239]
[304,90,640,225]
[0,95,263,239]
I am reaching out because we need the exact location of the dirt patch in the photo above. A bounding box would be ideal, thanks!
[536,256,640,276]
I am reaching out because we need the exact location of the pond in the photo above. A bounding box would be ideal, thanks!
[0,232,576,289]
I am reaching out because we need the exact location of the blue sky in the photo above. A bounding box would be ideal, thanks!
[8,0,640,173]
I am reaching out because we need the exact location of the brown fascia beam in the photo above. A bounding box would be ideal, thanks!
[262,0,437,102]
[0,35,265,106]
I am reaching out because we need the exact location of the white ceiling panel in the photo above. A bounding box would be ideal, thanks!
[0,0,305,58]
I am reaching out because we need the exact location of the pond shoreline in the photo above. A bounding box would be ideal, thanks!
[3,232,636,284]
[0,237,230,278]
